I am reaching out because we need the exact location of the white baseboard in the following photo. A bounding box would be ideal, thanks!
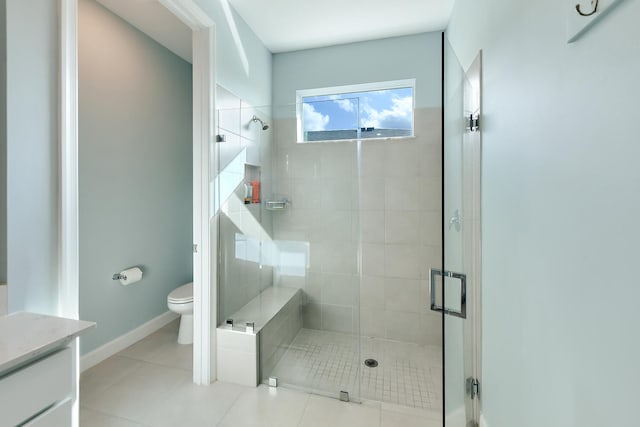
[446,405,487,427]
[447,407,488,427]
[446,406,466,426]
[80,311,179,372]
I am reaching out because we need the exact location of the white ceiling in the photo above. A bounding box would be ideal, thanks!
[96,0,192,63]
[93,0,453,61]
[228,0,455,53]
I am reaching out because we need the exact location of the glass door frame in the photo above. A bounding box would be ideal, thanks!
[441,31,483,427]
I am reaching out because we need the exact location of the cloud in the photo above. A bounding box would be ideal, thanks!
[303,103,330,131]
[361,96,412,129]
[328,95,355,113]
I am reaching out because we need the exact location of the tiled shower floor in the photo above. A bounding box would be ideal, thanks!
[269,328,442,412]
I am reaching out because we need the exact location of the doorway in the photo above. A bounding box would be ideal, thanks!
[59,0,216,390]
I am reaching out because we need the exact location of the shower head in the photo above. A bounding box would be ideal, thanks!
[251,115,269,131]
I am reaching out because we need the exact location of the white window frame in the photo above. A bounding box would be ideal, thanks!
[296,78,416,143]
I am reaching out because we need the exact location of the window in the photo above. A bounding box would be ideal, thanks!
[296,79,415,143]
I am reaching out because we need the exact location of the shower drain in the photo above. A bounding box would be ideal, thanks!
[364,358,379,368]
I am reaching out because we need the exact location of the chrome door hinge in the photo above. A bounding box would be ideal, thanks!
[465,113,480,132]
[466,377,480,400]
[193,244,198,253]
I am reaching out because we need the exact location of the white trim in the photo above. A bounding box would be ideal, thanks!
[80,311,179,372]
[58,2,79,425]
[295,79,416,143]
[158,0,214,30]
[191,26,216,385]
[296,78,417,99]
[158,0,216,386]
[480,413,489,427]
[58,0,79,321]
[446,406,467,426]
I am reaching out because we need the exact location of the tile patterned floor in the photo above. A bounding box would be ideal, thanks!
[80,320,441,426]
[269,328,443,411]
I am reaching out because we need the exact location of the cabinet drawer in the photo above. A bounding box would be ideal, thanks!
[22,398,72,427]
[0,347,73,426]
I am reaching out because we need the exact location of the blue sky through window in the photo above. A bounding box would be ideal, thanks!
[302,87,413,132]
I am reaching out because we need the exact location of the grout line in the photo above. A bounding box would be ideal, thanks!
[79,405,142,425]
[296,392,313,427]
[214,386,249,426]
[115,353,193,373]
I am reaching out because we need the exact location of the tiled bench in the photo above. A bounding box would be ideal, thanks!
[216,286,302,386]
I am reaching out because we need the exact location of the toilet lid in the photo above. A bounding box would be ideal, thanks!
[168,282,193,303]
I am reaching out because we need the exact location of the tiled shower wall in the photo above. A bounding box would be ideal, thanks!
[271,107,442,345]
[216,86,274,324]
[272,117,360,336]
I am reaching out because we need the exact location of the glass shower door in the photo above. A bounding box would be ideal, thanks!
[258,102,362,403]
[437,39,482,426]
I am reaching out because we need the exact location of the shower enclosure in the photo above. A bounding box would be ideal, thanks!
[214,82,444,415]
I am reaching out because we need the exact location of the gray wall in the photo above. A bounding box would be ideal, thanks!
[271,33,442,344]
[2,0,272,322]
[447,1,640,426]
[78,0,192,354]
[194,0,272,107]
[6,0,59,314]
[0,0,6,284]
[273,33,442,111]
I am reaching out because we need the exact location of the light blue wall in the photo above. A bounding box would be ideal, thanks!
[6,0,59,314]
[272,32,442,111]
[447,1,640,426]
[0,0,6,284]
[78,0,193,354]
[194,0,272,107]
[3,0,273,344]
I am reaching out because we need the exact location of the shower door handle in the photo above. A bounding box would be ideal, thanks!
[429,269,467,319]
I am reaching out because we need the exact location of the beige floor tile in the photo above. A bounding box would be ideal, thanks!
[115,322,192,371]
[80,407,144,427]
[381,410,441,427]
[380,401,441,420]
[160,319,180,333]
[80,356,144,403]
[218,385,310,427]
[142,380,246,427]
[299,394,381,427]
[81,362,189,423]
[80,319,442,427]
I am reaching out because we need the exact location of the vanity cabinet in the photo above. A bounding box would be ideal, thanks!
[0,347,73,426]
[0,313,95,427]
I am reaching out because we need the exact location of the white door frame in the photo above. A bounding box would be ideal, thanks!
[58,0,217,386]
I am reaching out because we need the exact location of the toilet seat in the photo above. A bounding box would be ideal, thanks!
[168,282,193,304]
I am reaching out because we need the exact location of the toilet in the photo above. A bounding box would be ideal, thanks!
[167,282,193,344]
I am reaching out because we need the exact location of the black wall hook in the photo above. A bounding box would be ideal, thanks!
[576,0,599,16]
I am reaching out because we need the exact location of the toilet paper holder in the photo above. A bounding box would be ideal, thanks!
[112,266,144,286]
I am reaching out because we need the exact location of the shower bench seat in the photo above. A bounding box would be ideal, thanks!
[216,286,302,386]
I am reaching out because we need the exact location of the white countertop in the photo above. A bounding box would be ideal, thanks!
[0,312,95,375]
